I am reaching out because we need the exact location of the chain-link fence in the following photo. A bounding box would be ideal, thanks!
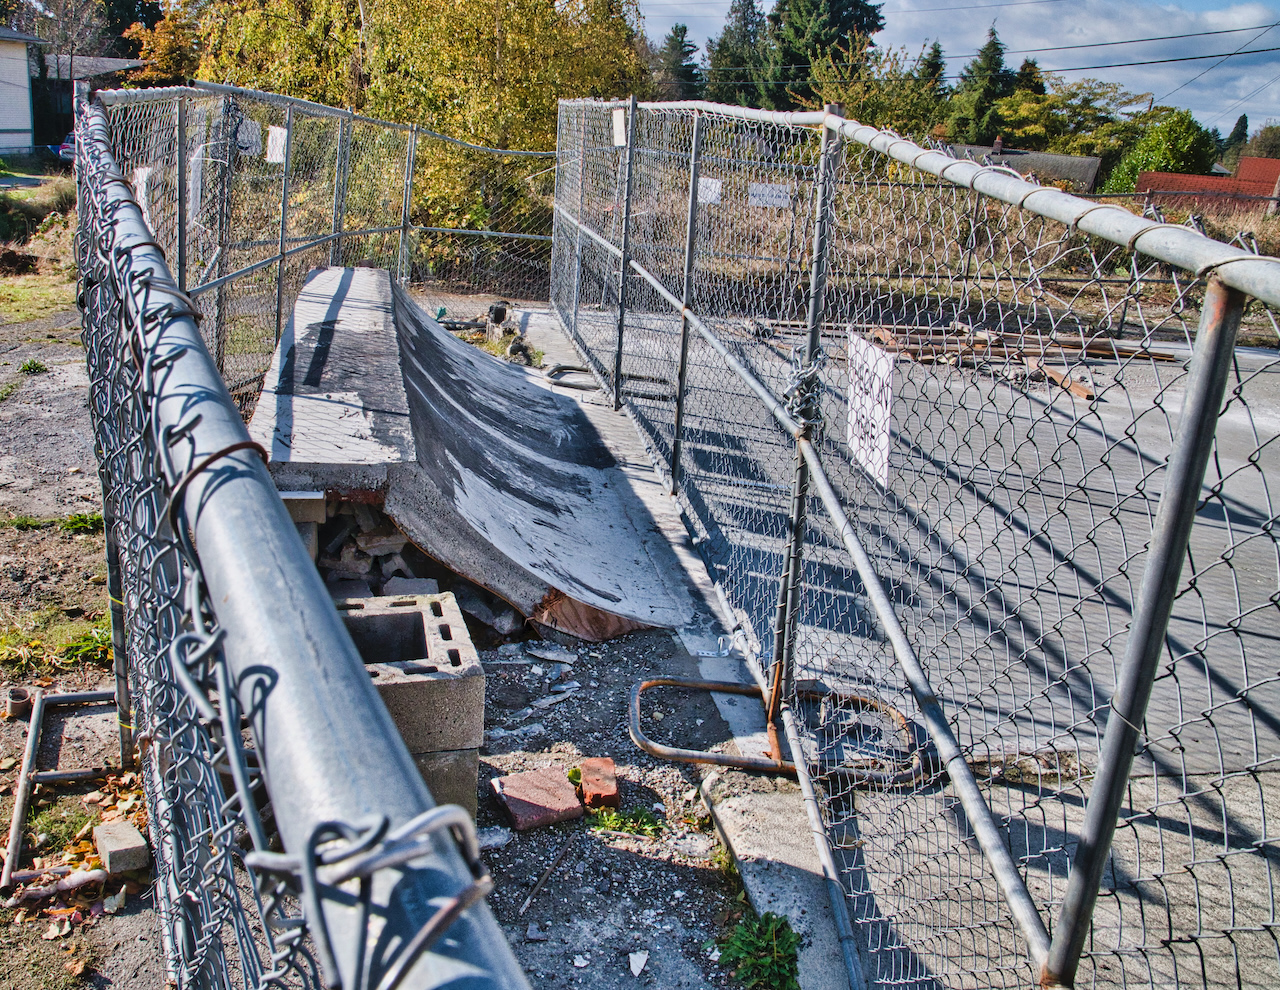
[552,99,1280,990]
[97,81,554,410]
[76,98,528,990]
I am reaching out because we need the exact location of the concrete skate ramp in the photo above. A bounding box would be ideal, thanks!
[250,267,691,640]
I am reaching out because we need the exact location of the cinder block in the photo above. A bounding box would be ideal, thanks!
[94,820,149,874]
[413,749,480,816]
[579,757,619,809]
[491,767,583,830]
[279,490,327,523]
[336,592,484,803]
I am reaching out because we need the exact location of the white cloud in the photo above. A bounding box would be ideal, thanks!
[636,0,1280,129]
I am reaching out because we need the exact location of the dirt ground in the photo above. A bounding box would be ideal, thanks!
[0,282,769,989]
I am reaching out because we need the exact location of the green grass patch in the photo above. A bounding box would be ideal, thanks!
[0,273,76,325]
[0,380,16,401]
[713,911,801,990]
[2,514,52,530]
[18,358,46,375]
[0,176,75,243]
[28,800,93,855]
[60,512,103,534]
[0,613,112,676]
[588,806,662,837]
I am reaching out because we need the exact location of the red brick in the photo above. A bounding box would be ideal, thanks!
[579,757,619,809]
[490,767,582,830]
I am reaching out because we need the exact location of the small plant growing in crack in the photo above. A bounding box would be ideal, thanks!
[19,358,47,375]
[711,911,801,990]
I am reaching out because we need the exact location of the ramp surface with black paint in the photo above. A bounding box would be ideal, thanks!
[250,266,694,638]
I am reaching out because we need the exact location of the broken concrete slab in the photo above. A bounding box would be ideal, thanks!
[93,820,148,874]
[491,767,583,830]
[382,576,439,596]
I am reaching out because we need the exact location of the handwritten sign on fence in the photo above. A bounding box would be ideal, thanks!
[847,333,894,487]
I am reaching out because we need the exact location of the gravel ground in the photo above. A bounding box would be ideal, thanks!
[0,294,768,989]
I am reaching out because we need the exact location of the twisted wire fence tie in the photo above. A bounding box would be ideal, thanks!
[1126,222,1195,255]
[1196,255,1280,278]
[165,440,270,536]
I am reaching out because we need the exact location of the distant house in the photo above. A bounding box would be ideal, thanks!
[948,144,1103,192]
[31,54,145,145]
[1135,157,1280,212]
[0,26,46,151]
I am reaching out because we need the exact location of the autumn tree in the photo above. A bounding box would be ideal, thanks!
[124,1,198,85]
[759,0,884,110]
[705,0,766,105]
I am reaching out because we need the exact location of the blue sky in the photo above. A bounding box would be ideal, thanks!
[636,1,1280,132]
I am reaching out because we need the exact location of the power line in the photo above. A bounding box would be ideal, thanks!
[1205,68,1280,126]
[1156,20,1280,101]
[706,45,1280,83]
[942,22,1280,58]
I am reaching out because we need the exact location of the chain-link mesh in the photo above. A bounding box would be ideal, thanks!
[100,83,554,412]
[78,103,321,990]
[79,89,527,990]
[552,99,1280,990]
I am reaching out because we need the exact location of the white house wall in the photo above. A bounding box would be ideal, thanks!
[0,40,33,149]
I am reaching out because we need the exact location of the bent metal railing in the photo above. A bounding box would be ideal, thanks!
[552,99,1280,990]
[77,101,528,989]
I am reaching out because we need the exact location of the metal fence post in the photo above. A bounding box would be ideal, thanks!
[1040,277,1246,989]
[669,111,704,495]
[102,501,132,768]
[274,104,294,344]
[570,105,588,341]
[397,124,418,283]
[175,95,187,292]
[212,95,234,373]
[766,106,842,750]
[612,94,638,410]
[330,112,351,266]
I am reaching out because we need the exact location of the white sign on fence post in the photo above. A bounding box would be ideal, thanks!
[847,333,894,488]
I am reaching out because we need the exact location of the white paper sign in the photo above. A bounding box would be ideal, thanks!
[697,176,722,204]
[847,333,894,488]
[266,125,288,163]
[131,167,153,231]
[612,107,628,147]
[748,182,790,208]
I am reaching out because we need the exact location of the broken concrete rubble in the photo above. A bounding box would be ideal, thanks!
[490,767,583,830]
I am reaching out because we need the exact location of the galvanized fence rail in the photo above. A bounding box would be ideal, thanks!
[76,98,531,989]
[551,99,1280,990]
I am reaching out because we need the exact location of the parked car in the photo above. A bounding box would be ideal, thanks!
[57,134,75,161]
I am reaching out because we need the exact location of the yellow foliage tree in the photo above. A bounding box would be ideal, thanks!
[125,3,200,88]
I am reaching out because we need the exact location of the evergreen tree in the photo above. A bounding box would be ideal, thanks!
[1014,57,1044,95]
[917,40,947,96]
[1226,113,1249,149]
[947,26,1016,145]
[656,22,702,100]
[760,0,884,110]
[705,0,766,106]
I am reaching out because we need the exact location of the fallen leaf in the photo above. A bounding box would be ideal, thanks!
[64,958,87,976]
[0,757,16,771]
[102,889,125,914]
[42,918,70,940]
[33,677,53,688]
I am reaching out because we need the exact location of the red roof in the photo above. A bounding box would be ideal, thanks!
[1135,170,1276,204]
[1236,157,1280,186]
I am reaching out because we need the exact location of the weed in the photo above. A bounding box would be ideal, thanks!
[2,514,52,530]
[588,807,661,837]
[711,841,738,878]
[713,911,801,990]
[18,359,47,375]
[0,615,112,675]
[0,380,17,401]
[60,513,103,534]
[28,801,93,855]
